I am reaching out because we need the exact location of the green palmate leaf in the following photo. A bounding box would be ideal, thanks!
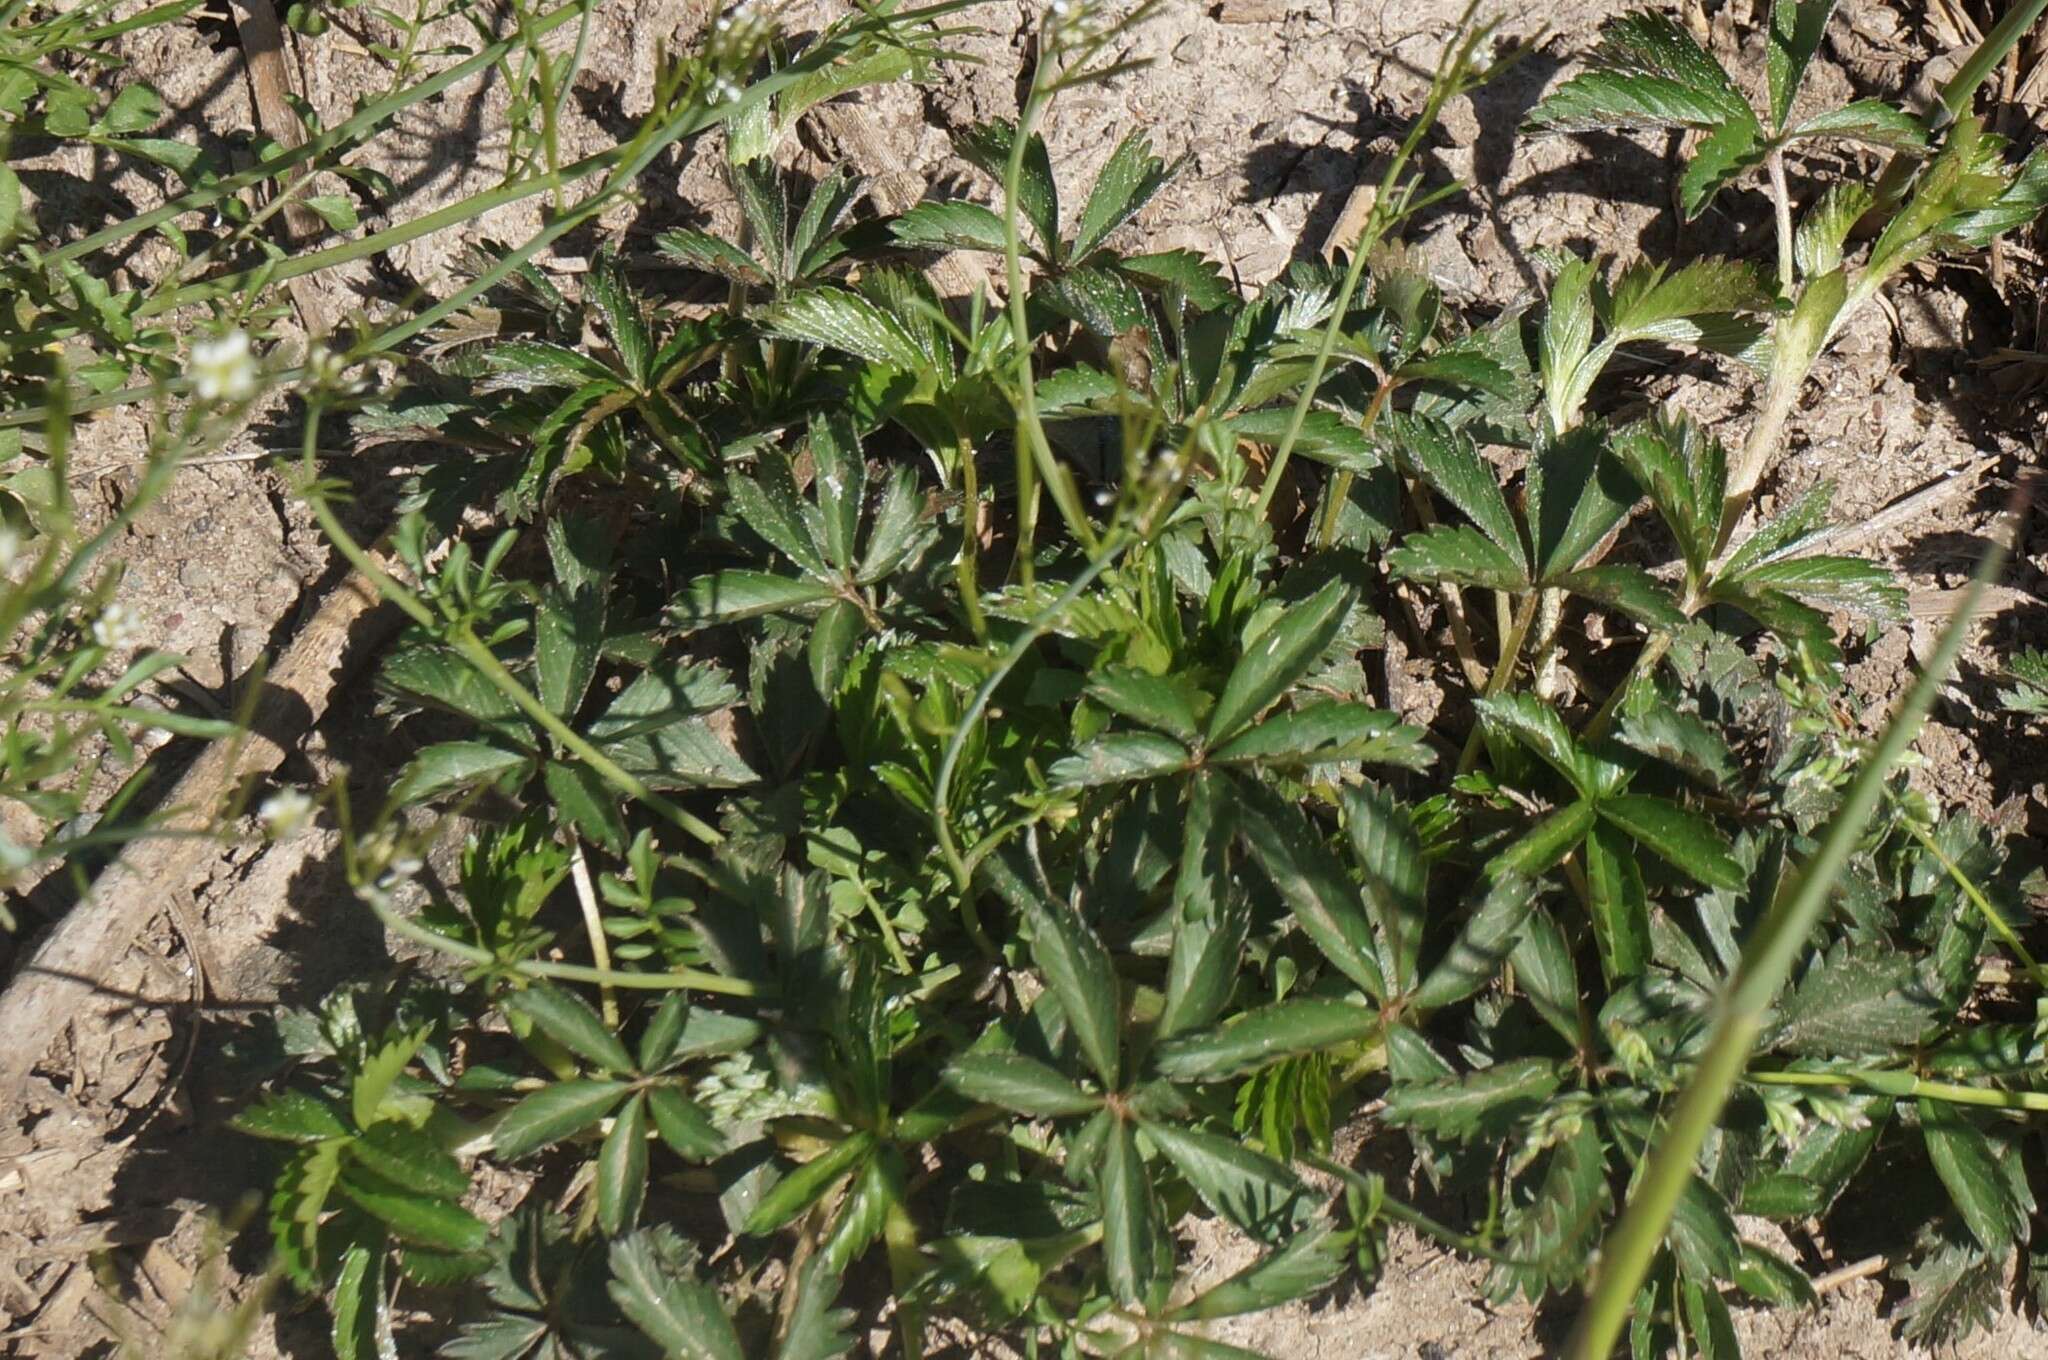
[480,339,618,393]
[536,589,604,722]
[1142,1121,1312,1245]
[608,1228,745,1360]
[1538,254,1599,423]
[385,737,522,807]
[1715,480,1833,577]
[1526,11,1756,133]
[543,759,626,854]
[1050,732,1191,789]
[1796,183,1875,278]
[1669,1177,1743,1283]
[1101,1118,1159,1306]
[1073,129,1177,261]
[1088,666,1204,743]
[1769,941,1941,1056]
[1037,266,1150,339]
[767,286,931,371]
[1730,555,1906,621]
[587,250,651,383]
[1680,118,1769,220]
[1605,257,1771,347]
[1343,784,1425,992]
[1475,691,1592,794]
[656,227,768,284]
[1997,647,2048,715]
[806,413,866,573]
[1758,1094,1890,1216]
[857,465,929,583]
[1237,785,1385,1001]
[493,1079,629,1160]
[672,571,835,628]
[1211,703,1431,772]
[1527,425,1633,579]
[337,1167,490,1253]
[821,1154,892,1292]
[1119,249,1234,311]
[1617,702,1740,790]
[1789,98,1928,151]
[1951,144,2048,246]
[1767,0,1839,129]
[1151,998,1377,1082]
[891,199,1011,253]
[1920,1101,2029,1252]
[1160,774,1247,1040]
[746,1133,877,1237]
[232,1089,353,1142]
[1508,906,1583,1044]
[381,645,526,739]
[1020,885,1124,1089]
[1487,1122,1613,1301]
[598,1092,650,1237]
[1386,413,1524,561]
[944,1053,1101,1117]
[1385,523,1530,592]
[1611,411,1725,577]
[1733,1240,1819,1307]
[1596,793,1744,890]
[506,983,636,1074]
[1584,818,1651,984]
[775,1257,858,1360]
[956,119,1060,259]
[352,1122,468,1201]
[1168,1220,1347,1320]
[647,1086,725,1161]
[789,164,863,280]
[1491,799,1597,880]
[331,1244,392,1360]
[809,600,862,699]
[1205,578,1353,744]
[1681,1279,1741,1360]
[1383,1057,1563,1144]
[1413,874,1537,1010]
[1898,1238,2003,1346]
[351,1027,428,1130]
[729,453,829,578]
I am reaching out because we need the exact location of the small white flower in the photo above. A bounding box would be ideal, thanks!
[188,330,260,403]
[92,601,143,650]
[259,789,315,840]
[710,76,742,104]
[0,522,21,573]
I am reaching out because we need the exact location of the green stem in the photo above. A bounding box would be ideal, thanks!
[1749,1068,2048,1112]
[932,535,1133,952]
[448,623,724,848]
[1867,0,2048,214]
[1001,87,1095,574]
[45,1,586,268]
[299,446,723,848]
[1563,520,2016,1360]
[1454,589,1541,775]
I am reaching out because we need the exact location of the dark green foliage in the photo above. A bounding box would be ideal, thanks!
[220,6,2048,1359]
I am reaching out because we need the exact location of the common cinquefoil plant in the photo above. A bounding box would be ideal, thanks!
[194,2,2048,1357]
